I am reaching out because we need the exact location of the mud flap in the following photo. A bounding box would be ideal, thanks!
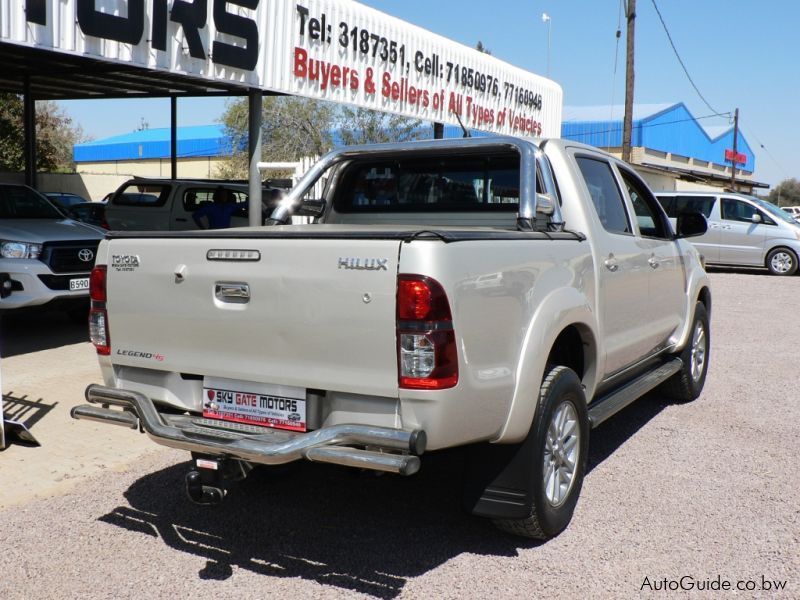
[462,438,537,520]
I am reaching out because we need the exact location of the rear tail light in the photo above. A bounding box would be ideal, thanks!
[89,265,110,355]
[397,275,458,389]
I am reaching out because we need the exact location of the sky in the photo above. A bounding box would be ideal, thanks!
[58,0,800,188]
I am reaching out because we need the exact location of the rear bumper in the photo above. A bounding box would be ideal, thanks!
[71,384,426,475]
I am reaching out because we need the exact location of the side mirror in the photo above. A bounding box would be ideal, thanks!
[751,213,762,224]
[675,212,708,238]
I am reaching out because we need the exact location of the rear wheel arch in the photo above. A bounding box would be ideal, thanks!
[546,324,597,386]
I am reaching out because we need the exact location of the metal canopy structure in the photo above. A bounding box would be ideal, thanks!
[0,40,264,222]
[0,42,247,100]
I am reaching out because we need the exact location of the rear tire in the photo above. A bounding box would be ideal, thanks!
[662,301,710,402]
[766,247,798,276]
[492,366,589,539]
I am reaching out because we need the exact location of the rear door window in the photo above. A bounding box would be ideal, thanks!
[675,196,715,218]
[657,195,715,218]
[113,184,170,207]
[575,156,631,234]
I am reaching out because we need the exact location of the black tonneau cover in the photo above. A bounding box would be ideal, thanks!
[105,228,586,243]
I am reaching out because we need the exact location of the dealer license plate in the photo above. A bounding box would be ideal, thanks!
[69,277,90,291]
[202,377,306,432]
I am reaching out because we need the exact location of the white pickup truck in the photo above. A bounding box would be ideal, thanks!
[72,137,711,539]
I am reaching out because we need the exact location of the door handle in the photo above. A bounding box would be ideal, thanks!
[648,256,660,269]
[215,282,250,303]
[175,218,188,222]
[604,257,619,272]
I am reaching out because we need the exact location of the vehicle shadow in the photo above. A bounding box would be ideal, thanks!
[99,393,671,597]
[0,308,88,357]
[587,390,669,473]
[100,451,527,598]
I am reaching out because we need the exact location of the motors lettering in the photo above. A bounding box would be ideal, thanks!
[25,0,259,71]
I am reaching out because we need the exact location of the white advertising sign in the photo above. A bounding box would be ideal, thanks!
[3,0,562,136]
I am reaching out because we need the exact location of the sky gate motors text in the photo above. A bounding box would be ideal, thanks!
[24,0,260,71]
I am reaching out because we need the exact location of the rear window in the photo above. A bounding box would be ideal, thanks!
[333,153,521,212]
[113,184,171,207]
[657,195,715,218]
[182,188,248,211]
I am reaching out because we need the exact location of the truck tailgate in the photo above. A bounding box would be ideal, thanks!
[105,237,402,397]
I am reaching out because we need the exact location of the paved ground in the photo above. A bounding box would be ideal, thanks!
[0,311,161,508]
[0,271,798,599]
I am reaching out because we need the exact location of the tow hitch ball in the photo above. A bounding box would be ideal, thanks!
[185,455,251,506]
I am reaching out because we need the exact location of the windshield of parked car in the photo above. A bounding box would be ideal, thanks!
[0,186,65,219]
[751,196,797,225]
[46,193,88,208]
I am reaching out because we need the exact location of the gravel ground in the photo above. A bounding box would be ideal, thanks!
[1,270,798,599]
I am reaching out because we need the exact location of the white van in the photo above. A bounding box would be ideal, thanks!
[656,191,800,275]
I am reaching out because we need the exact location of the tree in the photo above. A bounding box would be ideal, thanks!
[337,106,423,146]
[216,96,335,179]
[476,41,492,55]
[0,94,85,172]
[217,96,423,179]
[767,178,800,207]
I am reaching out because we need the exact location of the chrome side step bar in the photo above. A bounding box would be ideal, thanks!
[71,384,425,476]
[587,358,682,428]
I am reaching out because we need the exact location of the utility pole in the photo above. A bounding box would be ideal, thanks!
[730,107,739,191]
[622,0,636,163]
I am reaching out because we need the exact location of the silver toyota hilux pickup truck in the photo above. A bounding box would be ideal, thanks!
[0,183,104,317]
[72,137,711,539]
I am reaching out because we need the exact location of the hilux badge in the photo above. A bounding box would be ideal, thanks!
[338,257,389,271]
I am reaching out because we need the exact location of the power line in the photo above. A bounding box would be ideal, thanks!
[649,0,727,118]
[738,124,792,181]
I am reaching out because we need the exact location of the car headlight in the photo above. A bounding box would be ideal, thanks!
[0,241,43,259]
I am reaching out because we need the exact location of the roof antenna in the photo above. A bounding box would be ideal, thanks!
[453,111,471,138]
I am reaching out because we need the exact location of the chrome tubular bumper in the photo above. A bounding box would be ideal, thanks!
[71,384,426,476]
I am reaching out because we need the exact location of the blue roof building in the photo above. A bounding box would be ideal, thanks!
[74,124,230,163]
[561,103,763,191]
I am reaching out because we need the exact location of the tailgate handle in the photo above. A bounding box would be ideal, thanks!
[215,282,250,303]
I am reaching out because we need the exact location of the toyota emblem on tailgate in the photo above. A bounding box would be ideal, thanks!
[78,249,94,262]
